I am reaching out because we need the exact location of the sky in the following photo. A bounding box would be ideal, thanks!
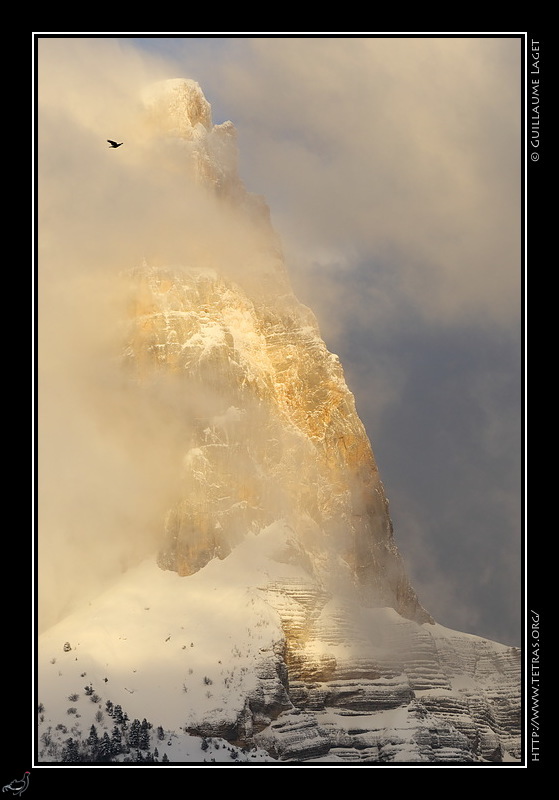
[35,35,523,649]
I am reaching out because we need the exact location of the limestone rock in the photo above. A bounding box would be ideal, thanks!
[123,259,431,627]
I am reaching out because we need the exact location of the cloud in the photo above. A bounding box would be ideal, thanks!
[179,37,521,333]
[36,39,257,630]
[36,36,522,647]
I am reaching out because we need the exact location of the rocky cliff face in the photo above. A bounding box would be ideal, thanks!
[125,78,430,626]
[123,261,430,626]
[253,588,521,762]
[37,79,521,764]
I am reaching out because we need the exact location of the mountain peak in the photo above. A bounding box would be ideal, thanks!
[142,78,213,137]
[141,78,266,224]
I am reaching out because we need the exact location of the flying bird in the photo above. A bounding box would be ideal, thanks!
[107,139,123,148]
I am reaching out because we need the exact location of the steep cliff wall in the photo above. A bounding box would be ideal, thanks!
[123,261,430,625]
[123,78,431,624]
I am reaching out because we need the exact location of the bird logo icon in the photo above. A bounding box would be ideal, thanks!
[2,772,30,796]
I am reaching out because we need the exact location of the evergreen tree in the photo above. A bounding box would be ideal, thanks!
[162,752,169,763]
[99,732,113,762]
[111,725,123,756]
[140,718,150,750]
[157,725,165,741]
[128,719,141,749]
[87,725,99,759]
[113,704,124,724]
[62,737,80,763]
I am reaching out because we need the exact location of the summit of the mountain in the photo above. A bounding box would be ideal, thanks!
[142,79,214,136]
[142,78,266,220]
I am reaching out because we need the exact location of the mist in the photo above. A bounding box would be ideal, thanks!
[36,36,522,648]
[36,38,277,631]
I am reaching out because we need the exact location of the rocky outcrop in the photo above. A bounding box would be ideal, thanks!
[142,78,269,219]
[123,260,431,627]
[249,582,520,763]
[122,77,432,622]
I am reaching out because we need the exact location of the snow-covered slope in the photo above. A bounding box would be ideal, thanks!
[37,79,521,765]
[38,525,520,763]
[38,527,292,764]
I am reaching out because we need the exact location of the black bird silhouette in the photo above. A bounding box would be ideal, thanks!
[107,139,123,148]
[2,773,30,796]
